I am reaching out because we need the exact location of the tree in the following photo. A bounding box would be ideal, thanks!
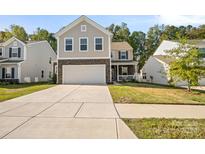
[166,39,205,92]
[107,23,130,41]
[0,25,28,42]
[30,28,57,51]
[140,25,162,70]
[128,31,146,70]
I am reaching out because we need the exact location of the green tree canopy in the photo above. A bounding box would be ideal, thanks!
[30,28,57,51]
[0,25,28,42]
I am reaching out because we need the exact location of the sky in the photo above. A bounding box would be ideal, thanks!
[0,15,205,34]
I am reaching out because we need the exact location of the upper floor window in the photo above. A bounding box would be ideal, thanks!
[65,37,73,52]
[119,50,128,60]
[0,48,3,56]
[9,47,21,58]
[94,37,103,51]
[81,25,87,32]
[79,37,88,51]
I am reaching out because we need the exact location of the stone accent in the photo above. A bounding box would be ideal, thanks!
[57,59,111,84]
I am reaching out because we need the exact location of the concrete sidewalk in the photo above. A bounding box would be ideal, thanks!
[115,104,205,119]
[0,85,136,139]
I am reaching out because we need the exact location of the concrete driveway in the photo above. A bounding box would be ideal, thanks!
[0,85,136,139]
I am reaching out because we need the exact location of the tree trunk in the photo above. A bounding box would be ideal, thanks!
[187,80,191,92]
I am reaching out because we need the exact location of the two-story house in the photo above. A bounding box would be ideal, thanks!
[55,15,137,84]
[0,37,56,83]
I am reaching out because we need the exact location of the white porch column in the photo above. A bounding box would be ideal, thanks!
[17,63,21,83]
[117,65,119,82]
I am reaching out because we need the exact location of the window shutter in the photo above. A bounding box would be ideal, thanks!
[119,51,121,59]
[2,68,5,79]
[9,48,12,57]
[126,51,128,59]
[11,68,15,78]
[18,48,21,58]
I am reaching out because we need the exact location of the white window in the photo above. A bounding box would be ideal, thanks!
[120,50,128,60]
[94,37,103,51]
[0,48,3,56]
[64,37,73,52]
[81,25,87,32]
[11,47,18,57]
[79,37,88,51]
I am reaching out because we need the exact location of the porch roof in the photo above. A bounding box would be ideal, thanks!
[0,60,24,64]
[111,60,137,65]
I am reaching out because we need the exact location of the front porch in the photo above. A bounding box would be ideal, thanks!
[0,61,21,83]
[111,61,137,82]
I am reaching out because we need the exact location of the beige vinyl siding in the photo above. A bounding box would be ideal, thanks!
[58,20,110,58]
[111,49,133,61]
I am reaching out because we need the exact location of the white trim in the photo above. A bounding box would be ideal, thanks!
[119,50,128,60]
[94,37,104,52]
[81,25,87,32]
[0,47,3,57]
[108,36,112,82]
[55,16,113,37]
[24,45,26,60]
[79,37,88,52]
[57,57,110,60]
[64,37,74,52]
[18,63,22,82]
[26,40,47,45]
[3,37,26,46]
[57,37,60,59]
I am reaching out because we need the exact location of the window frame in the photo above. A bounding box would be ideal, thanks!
[120,50,128,60]
[0,47,3,57]
[64,37,74,52]
[142,73,147,80]
[81,25,87,32]
[11,47,18,58]
[79,37,88,52]
[94,37,104,52]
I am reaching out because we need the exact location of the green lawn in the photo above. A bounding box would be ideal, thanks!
[0,83,55,102]
[108,82,205,105]
[123,118,205,139]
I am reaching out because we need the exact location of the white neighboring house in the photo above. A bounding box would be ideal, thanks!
[0,37,57,83]
[140,40,205,86]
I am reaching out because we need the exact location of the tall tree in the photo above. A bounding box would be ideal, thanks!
[30,28,57,51]
[0,25,28,42]
[107,23,130,41]
[128,31,146,69]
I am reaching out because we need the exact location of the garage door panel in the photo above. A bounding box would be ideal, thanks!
[63,65,106,84]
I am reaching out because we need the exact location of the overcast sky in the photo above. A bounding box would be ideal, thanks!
[0,15,205,34]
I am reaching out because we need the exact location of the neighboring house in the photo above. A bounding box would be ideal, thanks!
[55,15,137,84]
[0,37,57,83]
[141,40,205,86]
